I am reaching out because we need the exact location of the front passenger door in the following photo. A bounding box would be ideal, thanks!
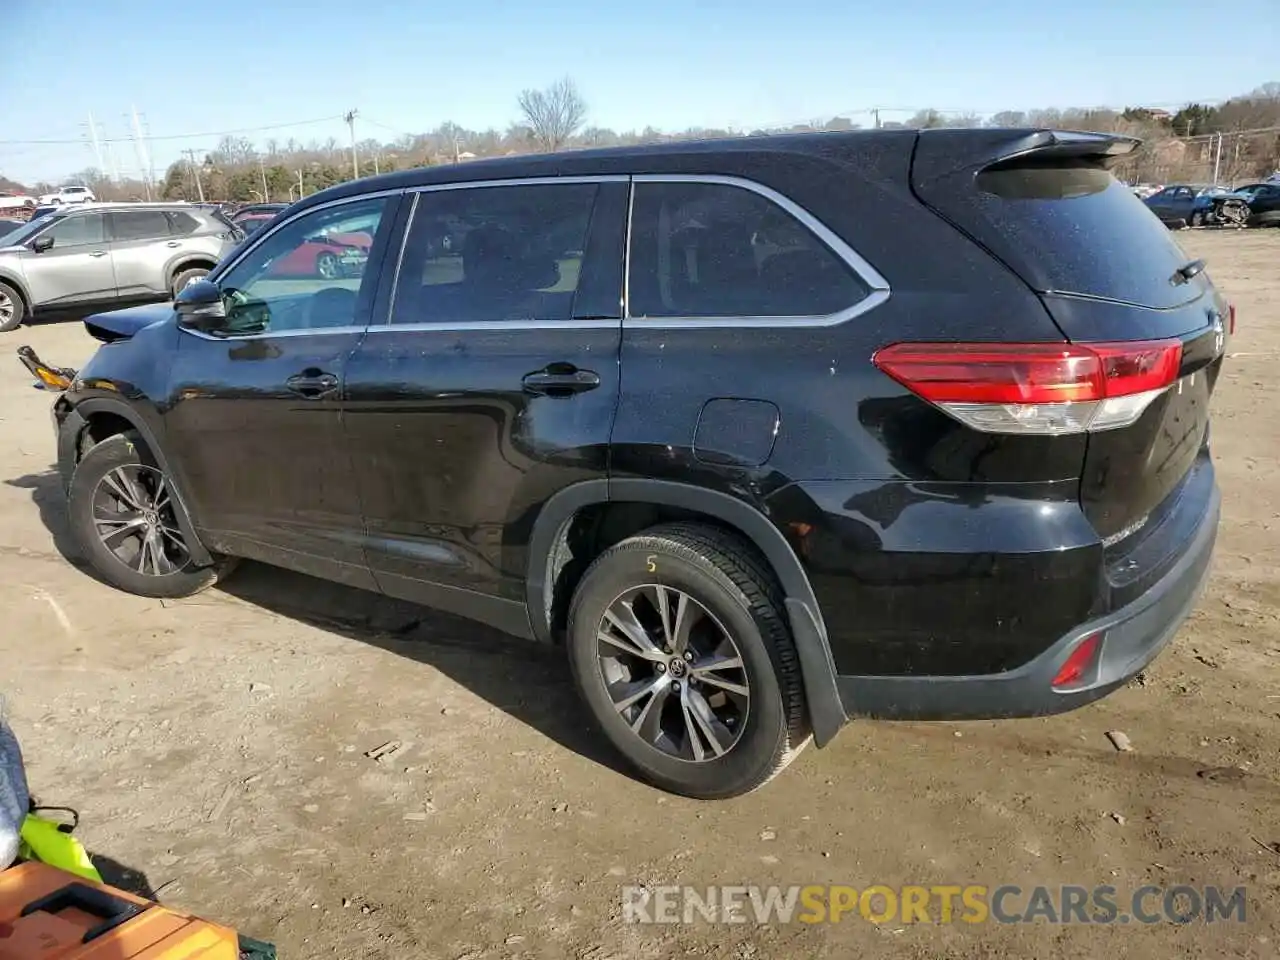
[21,211,115,307]
[162,194,400,588]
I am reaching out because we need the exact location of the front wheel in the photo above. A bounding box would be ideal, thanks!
[0,281,25,333]
[566,523,809,799]
[67,432,236,598]
[1189,210,1205,227]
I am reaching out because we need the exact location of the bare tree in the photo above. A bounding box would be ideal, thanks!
[517,77,587,152]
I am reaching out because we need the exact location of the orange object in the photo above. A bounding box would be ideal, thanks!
[0,861,240,959]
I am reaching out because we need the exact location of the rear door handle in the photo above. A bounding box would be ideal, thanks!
[285,370,339,399]
[522,366,601,396]
[88,251,108,258]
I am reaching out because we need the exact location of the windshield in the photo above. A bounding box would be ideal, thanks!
[0,213,61,247]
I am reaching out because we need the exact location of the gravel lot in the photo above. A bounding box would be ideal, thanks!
[2,228,1278,959]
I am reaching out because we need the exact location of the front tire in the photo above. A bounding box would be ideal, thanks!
[566,523,809,799]
[67,432,235,598]
[0,281,26,333]
[1190,210,1205,227]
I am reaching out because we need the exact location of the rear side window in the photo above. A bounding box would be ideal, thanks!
[392,183,598,324]
[111,210,171,242]
[628,181,868,319]
[167,211,203,235]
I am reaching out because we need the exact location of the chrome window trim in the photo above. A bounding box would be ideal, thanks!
[406,175,629,194]
[625,173,890,329]
[182,325,369,341]
[187,171,891,339]
[178,188,402,342]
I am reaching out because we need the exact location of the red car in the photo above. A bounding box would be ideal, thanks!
[265,228,373,279]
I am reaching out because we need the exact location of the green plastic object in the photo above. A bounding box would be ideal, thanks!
[17,813,104,883]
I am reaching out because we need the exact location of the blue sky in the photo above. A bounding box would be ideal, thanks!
[1,0,1275,184]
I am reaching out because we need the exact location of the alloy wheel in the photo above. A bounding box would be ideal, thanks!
[0,290,13,326]
[596,584,751,762]
[91,464,191,576]
[316,254,339,279]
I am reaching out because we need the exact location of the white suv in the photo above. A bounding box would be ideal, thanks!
[37,185,96,206]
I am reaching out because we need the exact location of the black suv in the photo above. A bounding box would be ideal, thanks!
[26,129,1224,798]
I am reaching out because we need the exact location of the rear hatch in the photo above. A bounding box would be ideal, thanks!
[911,130,1226,592]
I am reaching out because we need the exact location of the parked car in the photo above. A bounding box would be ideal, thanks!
[1217,182,1280,226]
[231,203,287,224]
[0,203,240,332]
[0,220,23,239]
[36,185,96,206]
[20,129,1224,798]
[232,212,275,236]
[0,193,36,216]
[1143,183,1229,227]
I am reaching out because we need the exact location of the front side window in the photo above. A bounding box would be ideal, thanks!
[111,210,172,242]
[628,181,868,319]
[212,196,389,335]
[392,182,598,324]
[43,213,105,247]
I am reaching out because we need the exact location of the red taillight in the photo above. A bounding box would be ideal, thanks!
[1051,633,1101,690]
[873,340,1182,435]
[1228,303,1236,335]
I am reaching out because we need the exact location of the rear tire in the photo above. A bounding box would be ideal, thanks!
[0,281,26,333]
[171,266,210,299]
[566,523,809,799]
[1189,210,1205,227]
[67,432,236,598]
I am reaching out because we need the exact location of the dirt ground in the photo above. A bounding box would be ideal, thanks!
[2,229,1278,959]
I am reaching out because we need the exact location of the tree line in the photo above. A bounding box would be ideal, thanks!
[12,79,1279,204]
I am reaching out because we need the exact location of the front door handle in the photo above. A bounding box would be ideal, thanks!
[522,365,601,396]
[285,370,339,399]
[88,251,108,258]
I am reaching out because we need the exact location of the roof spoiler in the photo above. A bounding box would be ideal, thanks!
[913,129,1142,184]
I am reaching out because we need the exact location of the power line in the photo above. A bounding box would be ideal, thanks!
[0,115,343,146]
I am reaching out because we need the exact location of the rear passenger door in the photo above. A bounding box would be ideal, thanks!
[343,178,627,631]
[107,208,179,298]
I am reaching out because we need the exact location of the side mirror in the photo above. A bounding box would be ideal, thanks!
[31,235,53,254]
[174,279,227,331]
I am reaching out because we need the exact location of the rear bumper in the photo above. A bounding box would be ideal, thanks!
[836,483,1219,720]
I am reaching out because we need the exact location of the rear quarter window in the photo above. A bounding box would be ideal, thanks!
[628,180,870,319]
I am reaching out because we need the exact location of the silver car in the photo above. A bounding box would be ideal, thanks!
[0,203,241,332]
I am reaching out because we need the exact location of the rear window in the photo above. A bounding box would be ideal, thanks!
[930,164,1203,309]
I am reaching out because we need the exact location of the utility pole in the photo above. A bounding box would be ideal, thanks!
[297,168,305,198]
[872,108,881,129]
[373,152,380,176]
[103,140,121,184]
[128,106,153,200]
[1212,132,1223,185]
[184,149,205,202]
[258,156,269,202]
[344,109,359,180]
[83,112,105,174]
